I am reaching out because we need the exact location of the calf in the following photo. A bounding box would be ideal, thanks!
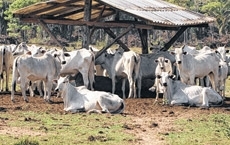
[149,57,173,103]
[55,76,125,114]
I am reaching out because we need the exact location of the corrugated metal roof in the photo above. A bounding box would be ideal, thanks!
[13,0,215,27]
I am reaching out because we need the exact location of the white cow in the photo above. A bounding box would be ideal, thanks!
[58,48,95,90]
[95,49,141,99]
[0,46,4,91]
[218,59,228,98]
[137,50,176,98]
[11,52,62,103]
[216,46,229,62]
[159,72,223,107]
[0,44,16,92]
[54,76,125,114]
[149,57,173,103]
[173,45,220,92]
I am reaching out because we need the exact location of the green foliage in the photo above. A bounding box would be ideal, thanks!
[4,0,44,41]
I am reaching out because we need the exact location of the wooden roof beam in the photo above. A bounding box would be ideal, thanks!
[96,25,133,59]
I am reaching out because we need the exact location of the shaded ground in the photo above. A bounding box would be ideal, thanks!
[1,94,230,145]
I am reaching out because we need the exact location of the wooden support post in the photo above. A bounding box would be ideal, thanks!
[96,25,133,59]
[138,29,148,54]
[89,5,106,43]
[38,19,63,48]
[161,26,188,51]
[82,0,92,49]
[104,28,129,51]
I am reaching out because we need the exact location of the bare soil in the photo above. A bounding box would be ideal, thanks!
[1,94,230,145]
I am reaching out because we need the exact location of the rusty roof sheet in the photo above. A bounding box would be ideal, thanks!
[13,0,215,27]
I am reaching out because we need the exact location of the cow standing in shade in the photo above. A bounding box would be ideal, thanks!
[95,49,141,99]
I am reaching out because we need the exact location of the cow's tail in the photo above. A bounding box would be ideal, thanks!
[12,57,20,90]
[133,54,141,98]
[111,99,126,114]
[11,56,20,101]
[88,54,95,90]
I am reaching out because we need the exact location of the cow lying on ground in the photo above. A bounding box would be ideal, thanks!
[54,76,125,114]
[158,71,223,107]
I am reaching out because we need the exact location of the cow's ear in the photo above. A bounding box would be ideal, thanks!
[183,52,187,55]
[53,80,57,84]
[226,50,229,53]
[26,51,31,55]
[156,75,161,79]
[169,74,176,80]
[165,59,169,63]
[170,51,175,55]
[154,59,159,63]
[64,52,70,57]
[41,49,46,54]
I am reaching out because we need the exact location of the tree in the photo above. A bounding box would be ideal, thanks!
[201,0,230,35]
[4,0,44,41]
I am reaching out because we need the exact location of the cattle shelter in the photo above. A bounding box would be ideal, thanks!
[13,0,215,54]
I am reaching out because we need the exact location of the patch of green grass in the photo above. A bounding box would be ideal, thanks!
[166,114,230,145]
[0,111,134,145]
[14,138,39,145]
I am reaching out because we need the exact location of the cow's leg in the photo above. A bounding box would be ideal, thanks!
[88,60,95,91]
[128,77,134,99]
[28,81,35,97]
[201,88,209,108]
[137,76,141,98]
[43,81,47,101]
[81,73,90,90]
[0,72,3,92]
[36,81,43,97]
[46,81,53,103]
[20,79,28,102]
[111,75,116,94]
[122,79,127,99]
[5,69,10,92]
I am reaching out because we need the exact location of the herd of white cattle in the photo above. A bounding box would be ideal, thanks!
[0,42,229,113]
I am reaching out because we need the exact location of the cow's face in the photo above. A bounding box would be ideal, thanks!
[54,76,69,92]
[12,42,28,57]
[174,46,186,64]
[95,52,112,65]
[53,49,69,65]
[217,46,228,62]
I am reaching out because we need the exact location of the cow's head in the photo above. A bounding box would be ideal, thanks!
[12,42,29,57]
[54,76,70,92]
[174,45,187,64]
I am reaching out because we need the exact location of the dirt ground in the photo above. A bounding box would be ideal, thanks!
[1,94,230,145]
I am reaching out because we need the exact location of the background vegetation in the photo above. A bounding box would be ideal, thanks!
[0,0,229,49]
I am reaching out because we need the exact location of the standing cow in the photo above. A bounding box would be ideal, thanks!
[173,45,220,92]
[95,49,141,99]
[58,48,95,90]
[11,52,62,103]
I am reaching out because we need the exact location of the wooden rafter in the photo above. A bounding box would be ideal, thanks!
[96,25,133,58]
